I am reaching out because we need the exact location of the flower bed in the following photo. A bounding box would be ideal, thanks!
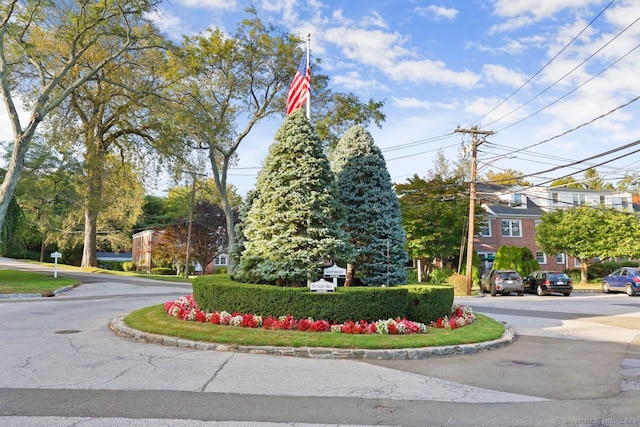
[164,295,475,335]
[430,304,476,329]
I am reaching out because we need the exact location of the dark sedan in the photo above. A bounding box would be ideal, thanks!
[524,271,573,296]
[602,267,640,296]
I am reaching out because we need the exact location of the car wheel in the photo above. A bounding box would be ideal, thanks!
[563,292,571,297]
[518,290,524,296]
[490,283,497,297]
[626,285,637,297]
[537,285,545,296]
[602,282,610,293]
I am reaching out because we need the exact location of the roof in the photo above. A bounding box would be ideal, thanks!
[483,198,545,217]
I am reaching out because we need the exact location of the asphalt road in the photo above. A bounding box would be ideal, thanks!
[1,257,639,426]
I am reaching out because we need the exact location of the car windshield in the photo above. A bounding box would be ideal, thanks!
[548,274,569,281]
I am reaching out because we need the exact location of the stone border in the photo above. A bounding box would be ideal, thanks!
[109,315,515,360]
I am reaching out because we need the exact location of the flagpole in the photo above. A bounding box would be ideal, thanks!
[305,33,311,120]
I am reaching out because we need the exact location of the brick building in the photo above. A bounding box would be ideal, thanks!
[474,183,634,275]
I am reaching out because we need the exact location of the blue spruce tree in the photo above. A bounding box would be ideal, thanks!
[331,126,408,286]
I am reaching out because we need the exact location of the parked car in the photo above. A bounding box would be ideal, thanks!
[524,271,573,296]
[481,269,524,296]
[602,267,640,296]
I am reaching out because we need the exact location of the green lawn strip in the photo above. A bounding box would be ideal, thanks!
[125,305,504,350]
[0,269,78,294]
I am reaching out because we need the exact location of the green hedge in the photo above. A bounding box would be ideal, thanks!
[192,276,454,324]
[404,285,454,324]
[151,267,175,276]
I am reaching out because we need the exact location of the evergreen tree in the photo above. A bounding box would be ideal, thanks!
[331,126,408,286]
[240,110,353,285]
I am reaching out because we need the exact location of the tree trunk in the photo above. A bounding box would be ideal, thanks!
[39,230,46,262]
[0,125,38,243]
[82,209,98,268]
[344,263,355,286]
[80,145,105,268]
[580,259,589,284]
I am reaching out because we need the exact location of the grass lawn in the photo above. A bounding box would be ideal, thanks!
[0,269,78,295]
[125,304,506,350]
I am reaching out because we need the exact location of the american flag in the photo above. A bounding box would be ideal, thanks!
[286,56,311,115]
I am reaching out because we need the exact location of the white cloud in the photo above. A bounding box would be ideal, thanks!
[490,0,602,33]
[414,5,459,21]
[361,11,388,29]
[324,27,478,87]
[389,59,480,88]
[146,9,187,40]
[177,0,237,10]
[331,71,388,92]
[483,64,527,88]
[392,97,459,111]
[260,0,299,24]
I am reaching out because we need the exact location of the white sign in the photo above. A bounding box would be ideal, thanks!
[310,278,335,292]
[324,264,346,278]
[51,251,62,278]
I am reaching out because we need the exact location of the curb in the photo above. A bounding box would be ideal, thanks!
[0,285,76,299]
[109,315,516,360]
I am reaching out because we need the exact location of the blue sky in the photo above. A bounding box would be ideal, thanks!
[4,1,640,197]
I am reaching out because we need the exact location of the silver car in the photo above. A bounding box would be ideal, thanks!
[481,269,524,296]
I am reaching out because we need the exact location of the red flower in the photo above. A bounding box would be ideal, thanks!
[388,322,398,335]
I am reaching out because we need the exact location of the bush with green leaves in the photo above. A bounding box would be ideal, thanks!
[122,262,136,272]
[193,275,453,324]
[493,245,539,277]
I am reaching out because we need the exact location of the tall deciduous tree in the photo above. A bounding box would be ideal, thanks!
[164,11,299,274]
[7,138,79,261]
[395,174,472,271]
[536,207,640,283]
[239,109,353,286]
[0,0,161,243]
[49,24,169,267]
[482,169,530,186]
[331,126,407,286]
[153,201,230,276]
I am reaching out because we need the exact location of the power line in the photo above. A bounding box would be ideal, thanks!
[470,0,616,128]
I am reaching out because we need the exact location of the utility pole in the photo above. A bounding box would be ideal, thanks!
[184,175,197,278]
[455,126,494,295]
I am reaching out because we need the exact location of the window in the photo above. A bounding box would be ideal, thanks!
[621,197,629,209]
[600,195,606,205]
[556,253,565,264]
[512,193,524,206]
[572,194,585,206]
[552,192,559,204]
[477,221,491,237]
[501,219,522,237]
[535,251,546,264]
[214,255,228,266]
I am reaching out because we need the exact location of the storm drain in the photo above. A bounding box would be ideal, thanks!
[499,360,542,368]
[54,330,81,334]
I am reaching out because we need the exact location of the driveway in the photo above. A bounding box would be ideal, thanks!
[1,258,639,426]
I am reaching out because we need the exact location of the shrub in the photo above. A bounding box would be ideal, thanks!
[192,275,454,324]
[193,276,408,323]
[151,267,175,276]
[122,262,136,272]
[405,285,454,324]
[429,267,453,284]
[494,245,539,277]
[447,274,468,295]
